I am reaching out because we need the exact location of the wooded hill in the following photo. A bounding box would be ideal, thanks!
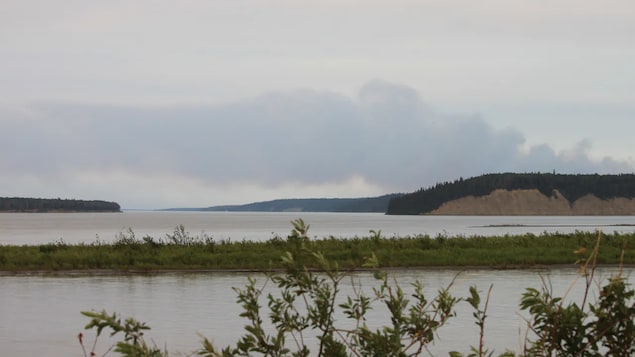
[0,197,121,212]
[178,194,402,213]
[386,173,635,215]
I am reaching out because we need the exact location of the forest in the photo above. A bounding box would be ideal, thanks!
[0,197,121,212]
[386,172,635,215]
[179,194,402,213]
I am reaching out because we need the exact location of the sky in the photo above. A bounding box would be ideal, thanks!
[1,0,634,209]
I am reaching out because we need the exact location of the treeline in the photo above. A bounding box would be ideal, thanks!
[0,197,121,212]
[387,173,635,215]
[196,194,402,213]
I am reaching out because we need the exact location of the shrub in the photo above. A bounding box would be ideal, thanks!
[79,223,635,357]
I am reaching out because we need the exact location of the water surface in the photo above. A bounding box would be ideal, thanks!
[1,267,630,356]
[2,211,634,245]
[2,212,634,355]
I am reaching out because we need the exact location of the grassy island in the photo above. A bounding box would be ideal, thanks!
[1,220,634,273]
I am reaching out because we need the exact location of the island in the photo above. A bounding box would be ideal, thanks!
[386,173,635,215]
[0,197,121,212]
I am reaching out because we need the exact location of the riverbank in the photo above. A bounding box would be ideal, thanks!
[1,229,634,272]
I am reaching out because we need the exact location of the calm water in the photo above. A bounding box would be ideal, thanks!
[1,268,632,356]
[1,211,635,245]
[1,212,635,355]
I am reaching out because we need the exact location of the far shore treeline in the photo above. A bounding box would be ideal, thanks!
[386,172,635,215]
[4,173,635,214]
[0,197,121,212]
[169,194,401,213]
[165,172,635,214]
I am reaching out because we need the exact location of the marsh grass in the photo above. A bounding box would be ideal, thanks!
[1,227,634,272]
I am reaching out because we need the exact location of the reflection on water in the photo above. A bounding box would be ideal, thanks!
[1,267,631,356]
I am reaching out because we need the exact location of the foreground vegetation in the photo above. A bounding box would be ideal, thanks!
[1,222,635,272]
[78,220,635,356]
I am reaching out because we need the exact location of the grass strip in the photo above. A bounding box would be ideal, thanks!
[1,230,634,272]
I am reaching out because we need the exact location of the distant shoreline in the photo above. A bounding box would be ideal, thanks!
[0,197,121,213]
[0,210,122,213]
[388,173,635,215]
[476,223,635,228]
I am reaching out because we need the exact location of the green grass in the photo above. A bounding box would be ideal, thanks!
[1,228,634,272]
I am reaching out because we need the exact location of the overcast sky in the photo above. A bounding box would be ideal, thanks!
[1,1,634,209]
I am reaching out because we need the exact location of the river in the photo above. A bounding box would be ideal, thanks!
[1,212,634,355]
[1,211,635,245]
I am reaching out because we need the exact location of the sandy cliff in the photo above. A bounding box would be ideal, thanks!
[428,189,635,215]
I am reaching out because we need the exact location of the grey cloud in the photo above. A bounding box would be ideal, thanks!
[1,81,632,195]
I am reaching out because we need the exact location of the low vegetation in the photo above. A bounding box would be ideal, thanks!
[78,220,635,356]
[1,222,635,272]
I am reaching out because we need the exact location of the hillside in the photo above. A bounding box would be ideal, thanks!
[0,197,121,212]
[173,194,401,213]
[386,173,635,215]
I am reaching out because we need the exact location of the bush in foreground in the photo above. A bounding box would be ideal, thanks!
[79,220,635,356]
